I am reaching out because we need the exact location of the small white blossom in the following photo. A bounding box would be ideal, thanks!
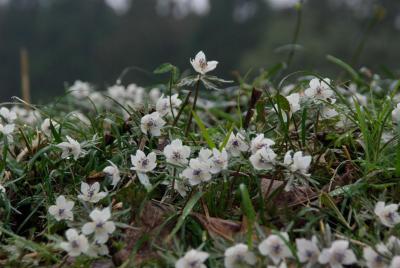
[363,246,388,268]
[163,139,191,166]
[86,241,109,257]
[258,232,292,264]
[190,51,218,75]
[0,184,5,194]
[69,80,92,98]
[209,148,228,174]
[181,158,212,186]
[226,132,249,157]
[296,237,320,267]
[392,103,400,122]
[224,243,257,268]
[48,195,74,221]
[107,84,126,102]
[140,112,166,137]
[374,201,400,228]
[283,151,312,176]
[82,207,116,243]
[156,94,182,117]
[286,93,301,113]
[130,150,157,173]
[41,118,59,137]
[0,107,17,123]
[390,256,400,268]
[318,240,357,267]
[149,88,162,104]
[78,182,107,203]
[305,78,334,100]
[60,228,89,257]
[103,161,121,186]
[250,134,275,154]
[176,249,209,268]
[250,147,277,171]
[56,136,82,160]
[0,123,14,142]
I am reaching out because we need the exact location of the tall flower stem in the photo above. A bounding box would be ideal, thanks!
[184,76,201,136]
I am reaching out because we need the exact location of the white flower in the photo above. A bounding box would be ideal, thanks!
[390,256,400,268]
[0,184,5,194]
[296,237,320,267]
[305,78,334,100]
[181,158,212,186]
[190,51,218,75]
[103,161,121,186]
[374,201,400,228]
[224,243,257,268]
[363,246,388,268]
[0,123,14,142]
[107,85,126,102]
[86,241,109,257]
[48,195,74,221]
[56,136,82,160]
[250,134,275,154]
[78,182,107,203]
[41,118,59,136]
[163,139,191,166]
[60,228,89,257]
[88,92,105,105]
[249,147,277,171]
[283,151,312,176]
[267,263,287,268]
[174,176,190,197]
[176,249,209,268]
[318,240,357,267]
[0,107,17,123]
[321,107,339,119]
[386,236,400,250]
[156,94,182,117]
[392,103,400,122]
[126,83,145,106]
[130,150,157,173]
[149,88,162,104]
[209,148,228,174]
[286,93,301,113]
[69,80,92,98]
[258,232,292,264]
[140,112,166,137]
[82,207,116,243]
[226,132,249,157]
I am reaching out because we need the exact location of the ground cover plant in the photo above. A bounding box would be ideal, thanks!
[1,47,400,267]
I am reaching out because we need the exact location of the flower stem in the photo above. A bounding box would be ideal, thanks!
[184,77,201,136]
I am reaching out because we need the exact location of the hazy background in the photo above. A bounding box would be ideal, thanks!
[0,0,399,102]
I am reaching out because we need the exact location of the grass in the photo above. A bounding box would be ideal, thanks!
[0,54,399,267]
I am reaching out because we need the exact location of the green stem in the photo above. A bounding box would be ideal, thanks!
[172,91,192,127]
[184,77,201,136]
[286,1,303,67]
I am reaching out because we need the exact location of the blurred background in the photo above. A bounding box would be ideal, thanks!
[0,0,399,102]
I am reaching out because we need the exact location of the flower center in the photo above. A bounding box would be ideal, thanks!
[193,169,202,176]
[71,240,80,249]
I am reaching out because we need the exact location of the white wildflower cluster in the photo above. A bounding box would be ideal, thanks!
[176,233,365,267]
[0,107,16,143]
[48,181,115,257]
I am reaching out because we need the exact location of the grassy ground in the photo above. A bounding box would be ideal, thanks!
[0,53,400,268]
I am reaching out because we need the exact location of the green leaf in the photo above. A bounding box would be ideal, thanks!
[192,111,216,149]
[153,63,176,74]
[320,192,351,230]
[240,184,256,248]
[326,55,360,82]
[220,126,234,150]
[275,94,290,112]
[166,191,203,242]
